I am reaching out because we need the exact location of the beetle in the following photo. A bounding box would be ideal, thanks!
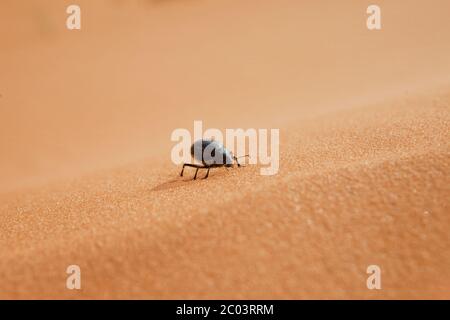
[180,139,247,180]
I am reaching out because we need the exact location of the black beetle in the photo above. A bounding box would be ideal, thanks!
[180,139,247,180]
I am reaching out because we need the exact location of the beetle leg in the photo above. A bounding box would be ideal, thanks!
[180,163,207,179]
[234,156,242,167]
[203,168,211,179]
[193,168,199,180]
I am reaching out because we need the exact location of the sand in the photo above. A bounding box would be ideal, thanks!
[0,0,449,299]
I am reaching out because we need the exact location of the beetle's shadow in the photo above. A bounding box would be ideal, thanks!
[151,170,229,192]
[151,177,195,192]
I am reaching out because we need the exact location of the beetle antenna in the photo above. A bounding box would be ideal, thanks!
[233,155,249,167]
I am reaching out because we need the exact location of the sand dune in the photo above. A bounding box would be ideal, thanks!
[0,0,449,299]
[1,87,449,299]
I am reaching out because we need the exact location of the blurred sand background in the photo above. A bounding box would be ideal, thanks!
[0,0,449,298]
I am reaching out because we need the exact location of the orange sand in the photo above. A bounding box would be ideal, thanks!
[0,0,449,299]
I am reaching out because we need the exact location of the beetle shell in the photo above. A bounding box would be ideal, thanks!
[191,139,233,166]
